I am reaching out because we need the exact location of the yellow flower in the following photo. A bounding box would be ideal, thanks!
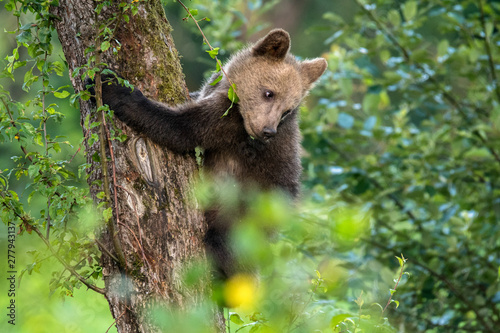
[224,273,258,309]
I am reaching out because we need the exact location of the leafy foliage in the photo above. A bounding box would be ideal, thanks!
[0,0,103,298]
[300,0,500,331]
[0,0,140,313]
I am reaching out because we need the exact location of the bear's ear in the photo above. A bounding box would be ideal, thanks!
[252,29,290,60]
[300,58,328,90]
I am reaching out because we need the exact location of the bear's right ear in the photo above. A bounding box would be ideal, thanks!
[252,29,290,60]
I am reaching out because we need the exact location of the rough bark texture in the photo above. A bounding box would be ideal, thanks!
[51,1,223,332]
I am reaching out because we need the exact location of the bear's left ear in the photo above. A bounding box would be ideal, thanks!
[300,58,328,90]
[252,29,290,60]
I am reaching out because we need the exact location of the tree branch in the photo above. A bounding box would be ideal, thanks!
[382,255,406,313]
[31,225,106,295]
[353,0,410,61]
[0,191,106,295]
[93,19,127,269]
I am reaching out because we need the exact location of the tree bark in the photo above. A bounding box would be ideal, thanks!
[51,1,223,332]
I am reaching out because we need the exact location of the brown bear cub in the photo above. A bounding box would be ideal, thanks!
[97,29,327,279]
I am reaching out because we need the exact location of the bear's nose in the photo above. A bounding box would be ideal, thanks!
[262,127,277,139]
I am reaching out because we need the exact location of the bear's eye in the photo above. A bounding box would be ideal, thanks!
[263,90,274,99]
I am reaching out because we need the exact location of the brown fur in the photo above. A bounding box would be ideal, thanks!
[94,29,327,278]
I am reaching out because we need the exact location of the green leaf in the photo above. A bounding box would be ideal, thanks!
[38,27,51,44]
[437,40,449,59]
[22,66,38,91]
[16,30,32,44]
[34,133,44,146]
[27,165,39,178]
[51,61,65,76]
[491,105,500,131]
[209,74,222,86]
[379,49,391,63]
[222,85,239,117]
[228,84,239,104]
[101,41,111,52]
[371,302,384,313]
[206,47,220,59]
[13,60,27,70]
[229,313,244,325]
[103,207,113,222]
[464,147,492,160]
[354,292,364,308]
[362,93,380,113]
[330,314,351,329]
[396,255,406,267]
[339,78,352,97]
[54,90,70,99]
[388,10,401,27]
[117,134,128,142]
[485,22,494,37]
[402,1,417,21]
[325,107,338,124]
[5,1,16,11]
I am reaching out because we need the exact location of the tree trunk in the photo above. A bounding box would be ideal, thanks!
[51,1,223,332]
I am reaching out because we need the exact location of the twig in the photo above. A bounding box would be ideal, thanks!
[27,221,106,294]
[101,103,124,256]
[105,309,126,333]
[94,237,120,263]
[39,50,53,241]
[382,255,406,313]
[67,130,89,164]
[95,74,127,268]
[92,10,127,268]
[176,0,238,95]
[353,0,410,61]
[288,274,322,331]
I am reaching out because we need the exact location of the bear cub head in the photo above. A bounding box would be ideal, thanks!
[225,29,327,141]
